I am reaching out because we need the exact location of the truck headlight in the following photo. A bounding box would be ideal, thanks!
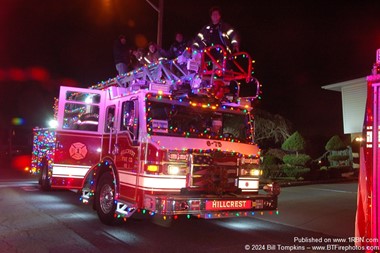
[168,165,180,175]
[250,169,261,176]
[240,168,262,176]
[48,119,58,128]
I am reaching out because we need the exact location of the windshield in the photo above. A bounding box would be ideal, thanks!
[146,99,253,143]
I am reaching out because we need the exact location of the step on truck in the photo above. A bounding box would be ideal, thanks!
[31,45,280,225]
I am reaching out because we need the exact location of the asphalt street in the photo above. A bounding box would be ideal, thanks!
[0,164,360,253]
[256,182,358,238]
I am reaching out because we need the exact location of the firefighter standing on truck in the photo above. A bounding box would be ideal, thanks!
[193,6,240,53]
[113,34,131,75]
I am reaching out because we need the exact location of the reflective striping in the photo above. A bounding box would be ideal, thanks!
[120,182,181,192]
[226,29,234,36]
[119,172,136,185]
[53,175,86,179]
[139,176,185,189]
[119,171,185,190]
[52,164,91,169]
[52,164,91,177]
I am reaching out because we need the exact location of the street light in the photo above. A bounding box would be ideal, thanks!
[146,0,164,47]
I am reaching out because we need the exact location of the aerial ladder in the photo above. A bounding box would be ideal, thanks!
[90,45,260,102]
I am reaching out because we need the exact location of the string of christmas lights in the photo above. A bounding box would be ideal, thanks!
[30,128,56,174]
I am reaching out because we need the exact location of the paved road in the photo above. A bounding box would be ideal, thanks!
[257,182,358,238]
[0,166,360,253]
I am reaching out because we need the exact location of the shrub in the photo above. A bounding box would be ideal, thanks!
[319,166,329,179]
[262,154,279,166]
[265,148,286,160]
[283,154,311,166]
[261,155,282,178]
[282,165,310,179]
[325,135,346,151]
[281,131,306,153]
[328,155,349,161]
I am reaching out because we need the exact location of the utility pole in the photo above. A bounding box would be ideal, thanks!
[145,0,164,47]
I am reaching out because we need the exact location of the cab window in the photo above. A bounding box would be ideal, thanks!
[120,101,138,139]
[63,103,99,131]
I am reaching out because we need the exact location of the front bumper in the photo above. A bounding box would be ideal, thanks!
[141,193,278,219]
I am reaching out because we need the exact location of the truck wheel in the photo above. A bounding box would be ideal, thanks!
[40,164,51,191]
[95,172,117,225]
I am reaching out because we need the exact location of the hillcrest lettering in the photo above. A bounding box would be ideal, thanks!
[206,200,251,210]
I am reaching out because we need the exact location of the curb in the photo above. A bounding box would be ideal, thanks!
[260,177,358,188]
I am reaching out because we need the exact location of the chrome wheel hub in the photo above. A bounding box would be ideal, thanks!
[99,184,114,214]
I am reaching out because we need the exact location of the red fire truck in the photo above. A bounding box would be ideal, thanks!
[356,48,380,251]
[31,46,280,225]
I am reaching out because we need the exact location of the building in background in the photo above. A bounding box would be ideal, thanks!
[322,77,367,169]
[322,77,367,141]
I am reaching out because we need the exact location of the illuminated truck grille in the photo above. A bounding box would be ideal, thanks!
[187,154,238,194]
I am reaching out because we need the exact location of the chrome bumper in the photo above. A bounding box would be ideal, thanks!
[142,192,278,218]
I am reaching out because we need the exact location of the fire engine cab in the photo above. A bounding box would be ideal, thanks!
[31,45,280,225]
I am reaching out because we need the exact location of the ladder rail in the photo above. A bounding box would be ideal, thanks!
[90,46,256,101]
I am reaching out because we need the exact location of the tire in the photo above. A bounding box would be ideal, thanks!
[95,172,117,225]
[40,163,51,191]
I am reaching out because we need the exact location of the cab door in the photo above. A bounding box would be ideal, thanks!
[53,86,105,189]
[114,99,140,202]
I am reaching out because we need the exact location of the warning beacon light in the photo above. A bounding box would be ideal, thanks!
[372,48,380,75]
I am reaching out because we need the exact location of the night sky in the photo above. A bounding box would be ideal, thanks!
[1,0,380,154]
